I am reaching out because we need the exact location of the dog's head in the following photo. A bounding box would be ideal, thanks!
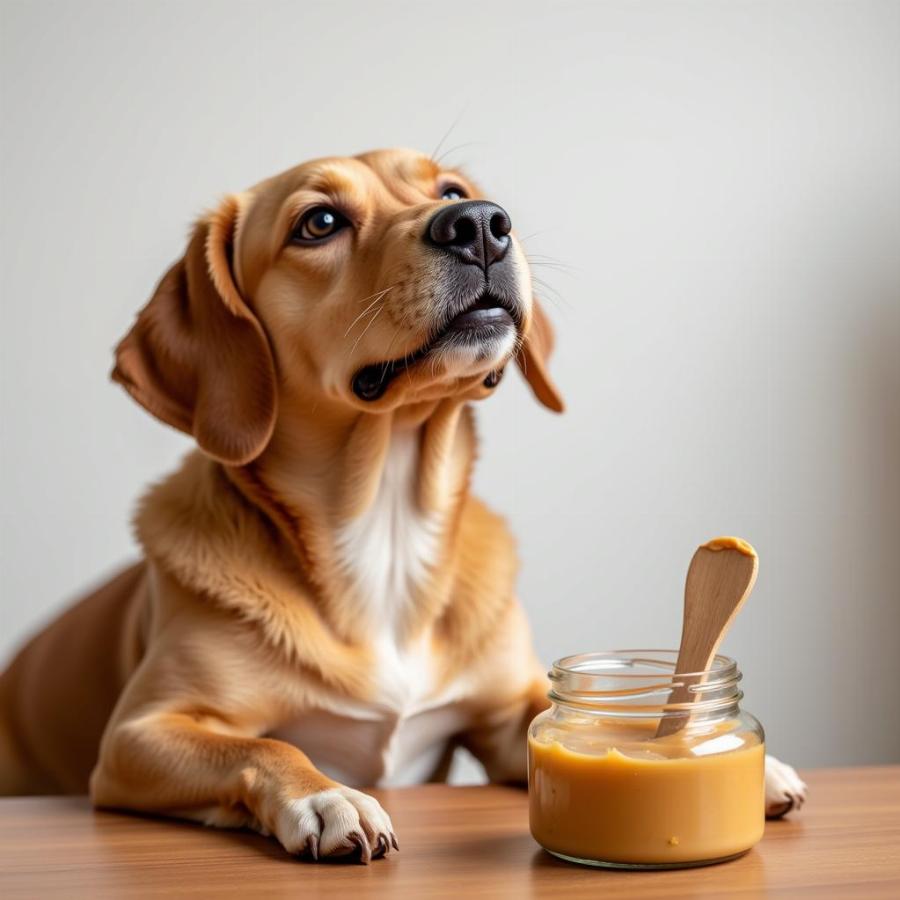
[113,149,563,465]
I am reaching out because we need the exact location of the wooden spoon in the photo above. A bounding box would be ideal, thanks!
[656,537,758,738]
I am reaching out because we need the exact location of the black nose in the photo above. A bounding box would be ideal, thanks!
[426,200,512,269]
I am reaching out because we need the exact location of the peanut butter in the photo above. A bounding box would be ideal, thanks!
[528,721,765,866]
[702,536,757,557]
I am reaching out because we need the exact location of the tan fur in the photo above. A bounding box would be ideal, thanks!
[0,149,561,860]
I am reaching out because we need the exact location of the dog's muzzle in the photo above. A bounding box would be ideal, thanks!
[350,200,522,402]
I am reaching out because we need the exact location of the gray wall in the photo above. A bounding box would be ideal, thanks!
[1,0,898,768]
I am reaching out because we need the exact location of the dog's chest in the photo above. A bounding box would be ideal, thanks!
[271,429,465,786]
[272,634,472,787]
[334,428,442,634]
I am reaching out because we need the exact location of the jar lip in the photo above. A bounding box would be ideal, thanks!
[547,650,742,715]
[551,649,738,681]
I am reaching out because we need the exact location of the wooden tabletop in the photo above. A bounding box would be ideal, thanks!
[1,767,898,898]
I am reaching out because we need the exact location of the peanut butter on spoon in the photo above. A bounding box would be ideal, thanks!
[701,536,756,556]
[656,537,758,738]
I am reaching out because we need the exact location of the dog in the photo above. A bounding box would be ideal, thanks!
[0,149,806,860]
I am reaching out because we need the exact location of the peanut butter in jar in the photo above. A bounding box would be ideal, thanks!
[527,650,765,868]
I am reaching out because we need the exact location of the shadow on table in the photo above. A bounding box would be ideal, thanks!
[528,842,770,891]
[91,806,321,865]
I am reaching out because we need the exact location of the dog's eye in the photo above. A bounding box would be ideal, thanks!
[440,185,467,201]
[293,207,349,243]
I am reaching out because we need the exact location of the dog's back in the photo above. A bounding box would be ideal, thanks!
[0,564,147,794]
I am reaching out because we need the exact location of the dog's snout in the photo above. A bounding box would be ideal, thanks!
[426,200,511,269]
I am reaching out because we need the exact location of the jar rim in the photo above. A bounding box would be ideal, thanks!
[547,649,743,715]
[552,649,737,681]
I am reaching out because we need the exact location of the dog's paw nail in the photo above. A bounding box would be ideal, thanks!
[391,832,399,851]
[766,797,795,819]
[307,833,319,860]
[351,830,371,864]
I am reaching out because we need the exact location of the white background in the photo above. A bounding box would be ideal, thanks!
[1,0,898,768]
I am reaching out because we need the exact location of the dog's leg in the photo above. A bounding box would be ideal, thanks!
[91,712,397,862]
[461,676,550,783]
[765,754,808,818]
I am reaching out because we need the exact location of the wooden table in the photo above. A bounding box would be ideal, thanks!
[1,767,898,898]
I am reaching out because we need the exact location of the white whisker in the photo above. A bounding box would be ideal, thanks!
[344,286,394,337]
[348,304,386,360]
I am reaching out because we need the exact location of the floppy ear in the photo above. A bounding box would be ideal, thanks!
[112,196,278,465]
[516,298,565,413]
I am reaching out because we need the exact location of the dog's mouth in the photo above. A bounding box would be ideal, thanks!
[351,291,520,402]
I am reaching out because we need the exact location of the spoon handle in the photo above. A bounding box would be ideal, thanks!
[656,540,758,738]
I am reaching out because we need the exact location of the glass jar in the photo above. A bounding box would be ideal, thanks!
[528,650,765,869]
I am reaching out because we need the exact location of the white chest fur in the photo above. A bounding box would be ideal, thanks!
[273,428,463,786]
[335,428,442,649]
[302,430,448,755]
[333,428,446,712]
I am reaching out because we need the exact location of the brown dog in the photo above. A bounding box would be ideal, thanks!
[0,149,805,861]
[0,150,563,860]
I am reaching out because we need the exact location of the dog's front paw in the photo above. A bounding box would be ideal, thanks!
[765,754,808,818]
[275,786,397,863]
